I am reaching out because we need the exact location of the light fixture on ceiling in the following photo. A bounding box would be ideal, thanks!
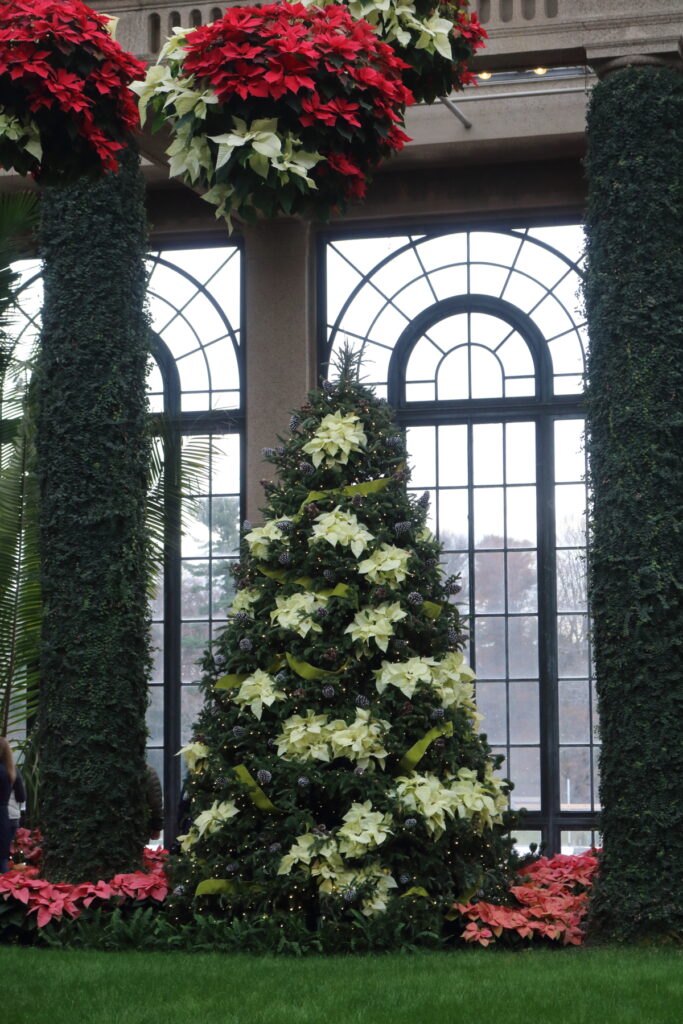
[533,66,548,75]
[478,71,492,80]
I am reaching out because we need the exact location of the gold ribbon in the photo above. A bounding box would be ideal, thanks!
[399,721,454,772]
[400,886,431,900]
[297,477,393,516]
[285,652,347,680]
[216,673,247,690]
[195,878,265,897]
[234,764,281,813]
[422,601,443,619]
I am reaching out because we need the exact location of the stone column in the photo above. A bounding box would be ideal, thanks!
[242,218,318,521]
[583,51,683,941]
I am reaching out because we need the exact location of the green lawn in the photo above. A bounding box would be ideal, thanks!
[2,947,683,1024]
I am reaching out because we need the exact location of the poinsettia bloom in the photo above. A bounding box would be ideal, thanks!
[245,518,288,559]
[374,655,436,699]
[230,587,260,614]
[193,798,239,839]
[309,507,374,558]
[233,669,287,720]
[277,832,336,874]
[431,652,479,714]
[344,601,406,652]
[337,801,393,857]
[327,708,390,768]
[317,859,397,916]
[276,710,332,762]
[270,591,328,637]
[177,740,209,772]
[302,410,367,468]
[357,542,411,585]
[446,766,507,829]
[393,771,455,837]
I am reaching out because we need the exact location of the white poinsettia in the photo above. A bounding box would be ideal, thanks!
[344,601,407,653]
[357,543,412,585]
[177,740,209,773]
[244,518,287,560]
[276,710,332,762]
[431,651,479,716]
[393,771,457,838]
[277,832,336,875]
[193,798,239,839]
[232,669,287,720]
[319,859,397,916]
[337,801,393,857]
[373,655,437,699]
[270,591,328,637]
[177,829,199,852]
[229,587,260,615]
[0,107,42,162]
[327,708,390,769]
[447,766,508,829]
[302,410,367,468]
[309,506,374,558]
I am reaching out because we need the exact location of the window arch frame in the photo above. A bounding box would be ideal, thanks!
[318,221,598,854]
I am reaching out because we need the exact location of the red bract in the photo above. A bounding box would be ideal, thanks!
[1,832,169,929]
[0,0,144,183]
[455,850,600,947]
[136,3,413,225]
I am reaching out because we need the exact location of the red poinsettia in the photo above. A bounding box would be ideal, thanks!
[0,0,145,183]
[134,3,413,226]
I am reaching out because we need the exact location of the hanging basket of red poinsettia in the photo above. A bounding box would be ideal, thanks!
[133,3,413,228]
[0,0,145,184]
[286,0,487,104]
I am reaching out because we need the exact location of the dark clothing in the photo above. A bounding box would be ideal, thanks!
[145,764,164,834]
[0,764,11,873]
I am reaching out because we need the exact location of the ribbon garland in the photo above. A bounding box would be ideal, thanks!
[421,600,443,619]
[285,651,348,680]
[296,476,393,516]
[399,721,454,772]
[234,763,281,813]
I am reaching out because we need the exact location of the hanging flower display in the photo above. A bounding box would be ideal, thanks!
[288,0,486,103]
[132,3,413,227]
[0,0,145,183]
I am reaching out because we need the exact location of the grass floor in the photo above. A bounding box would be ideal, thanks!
[3,947,683,1024]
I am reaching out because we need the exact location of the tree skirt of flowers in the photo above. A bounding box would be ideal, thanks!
[132,3,413,229]
[453,850,599,947]
[0,0,145,184]
[288,0,487,104]
[1,830,168,931]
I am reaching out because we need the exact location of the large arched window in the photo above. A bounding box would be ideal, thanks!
[322,225,597,854]
[9,244,243,834]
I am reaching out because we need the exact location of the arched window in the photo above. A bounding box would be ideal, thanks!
[210,7,223,21]
[148,12,161,54]
[322,225,597,854]
[169,10,181,31]
[9,243,244,837]
[190,9,202,28]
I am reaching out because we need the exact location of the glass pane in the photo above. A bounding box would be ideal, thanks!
[513,830,543,855]
[212,559,233,615]
[508,747,541,811]
[407,426,436,487]
[474,551,505,613]
[507,616,538,678]
[474,488,504,547]
[474,617,506,678]
[561,830,596,854]
[470,346,503,399]
[507,550,537,612]
[555,419,585,482]
[150,622,164,684]
[560,746,592,811]
[437,425,468,486]
[181,560,210,619]
[473,424,503,485]
[437,345,469,401]
[558,679,590,743]
[181,623,209,684]
[150,569,164,620]
[557,615,589,676]
[556,549,587,611]
[438,490,469,548]
[181,497,211,557]
[213,434,240,493]
[475,681,506,745]
[211,497,240,556]
[505,422,536,484]
[555,483,586,546]
[506,487,537,547]
[146,686,164,746]
[509,682,539,744]
[181,685,205,744]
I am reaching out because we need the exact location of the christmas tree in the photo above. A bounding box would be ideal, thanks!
[169,349,517,949]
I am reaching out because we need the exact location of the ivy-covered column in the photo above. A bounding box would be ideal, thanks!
[35,148,152,882]
[584,62,683,941]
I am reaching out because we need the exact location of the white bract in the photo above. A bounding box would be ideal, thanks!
[309,507,374,558]
[232,669,287,720]
[344,601,407,652]
[270,591,328,637]
[302,410,368,468]
[357,542,412,585]
[374,655,437,699]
